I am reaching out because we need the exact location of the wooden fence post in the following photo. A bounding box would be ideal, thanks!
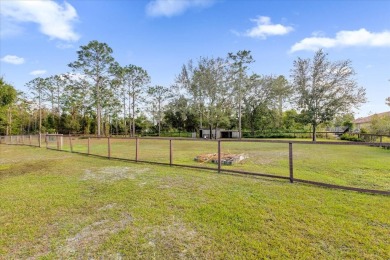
[57,135,60,150]
[289,142,294,183]
[88,137,90,155]
[135,137,139,162]
[218,140,221,173]
[29,135,32,145]
[108,137,111,159]
[169,139,173,166]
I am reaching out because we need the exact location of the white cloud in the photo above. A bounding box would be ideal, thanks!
[0,0,79,41]
[243,16,294,39]
[1,55,25,65]
[30,70,47,76]
[146,0,215,17]
[291,28,390,52]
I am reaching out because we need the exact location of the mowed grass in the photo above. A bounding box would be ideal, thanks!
[56,137,390,191]
[0,145,389,259]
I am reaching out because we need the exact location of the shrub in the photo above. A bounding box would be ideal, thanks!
[340,134,364,142]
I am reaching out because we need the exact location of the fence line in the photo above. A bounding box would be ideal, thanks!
[1,134,389,196]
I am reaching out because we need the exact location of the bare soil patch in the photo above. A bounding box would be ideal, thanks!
[59,212,133,258]
[140,219,209,259]
[81,166,150,183]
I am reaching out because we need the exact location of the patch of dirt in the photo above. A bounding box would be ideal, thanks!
[81,167,150,183]
[98,203,118,211]
[59,213,133,257]
[140,220,209,259]
[0,160,54,179]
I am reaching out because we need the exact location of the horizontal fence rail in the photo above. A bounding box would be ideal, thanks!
[1,134,389,196]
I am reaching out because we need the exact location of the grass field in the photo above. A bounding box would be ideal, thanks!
[53,137,390,191]
[0,144,389,259]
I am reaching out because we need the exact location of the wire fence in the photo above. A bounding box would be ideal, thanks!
[1,134,389,195]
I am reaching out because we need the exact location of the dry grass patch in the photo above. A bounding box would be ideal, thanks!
[138,220,210,259]
[59,212,133,258]
[81,166,150,183]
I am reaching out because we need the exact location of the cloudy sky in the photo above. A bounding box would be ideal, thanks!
[1,0,389,117]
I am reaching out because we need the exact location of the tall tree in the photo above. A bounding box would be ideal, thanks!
[228,50,254,138]
[0,77,17,107]
[164,95,198,132]
[147,85,172,136]
[26,77,47,145]
[270,75,292,128]
[194,57,232,138]
[62,73,92,134]
[111,63,129,136]
[46,74,67,132]
[242,74,275,135]
[291,49,367,141]
[122,65,150,137]
[68,40,116,136]
[175,60,205,130]
[0,77,18,135]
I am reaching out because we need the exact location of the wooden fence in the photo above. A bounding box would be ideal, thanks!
[1,134,389,196]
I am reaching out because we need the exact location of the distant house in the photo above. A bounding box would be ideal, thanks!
[199,128,240,139]
[353,111,390,131]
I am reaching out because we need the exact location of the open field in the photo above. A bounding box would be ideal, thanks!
[53,137,390,192]
[0,145,389,259]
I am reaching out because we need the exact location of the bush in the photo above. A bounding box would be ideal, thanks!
[242,132,296,139]
[340,134,364,142]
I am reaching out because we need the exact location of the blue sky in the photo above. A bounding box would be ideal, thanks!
[1,0,389,117]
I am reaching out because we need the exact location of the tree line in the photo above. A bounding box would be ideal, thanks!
[1,40,374,141]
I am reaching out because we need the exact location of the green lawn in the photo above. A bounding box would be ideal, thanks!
[0,144,389,259]
[55,137,390,191]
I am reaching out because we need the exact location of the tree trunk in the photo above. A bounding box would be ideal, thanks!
[6,107,10,135]
[39,91,42,134]
[238,98,242,139]
[97,104,101,136]
[132,94,135,137]
[250,112,255,137]
[278,96,283,128]
[312,124,317,142]
[123,96,127,136]
[57,85,61,133]
[128,94,132,137]
[158,99,161,137]
[198,102,202,130]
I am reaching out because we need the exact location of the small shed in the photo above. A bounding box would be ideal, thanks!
[199,128,240,139]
